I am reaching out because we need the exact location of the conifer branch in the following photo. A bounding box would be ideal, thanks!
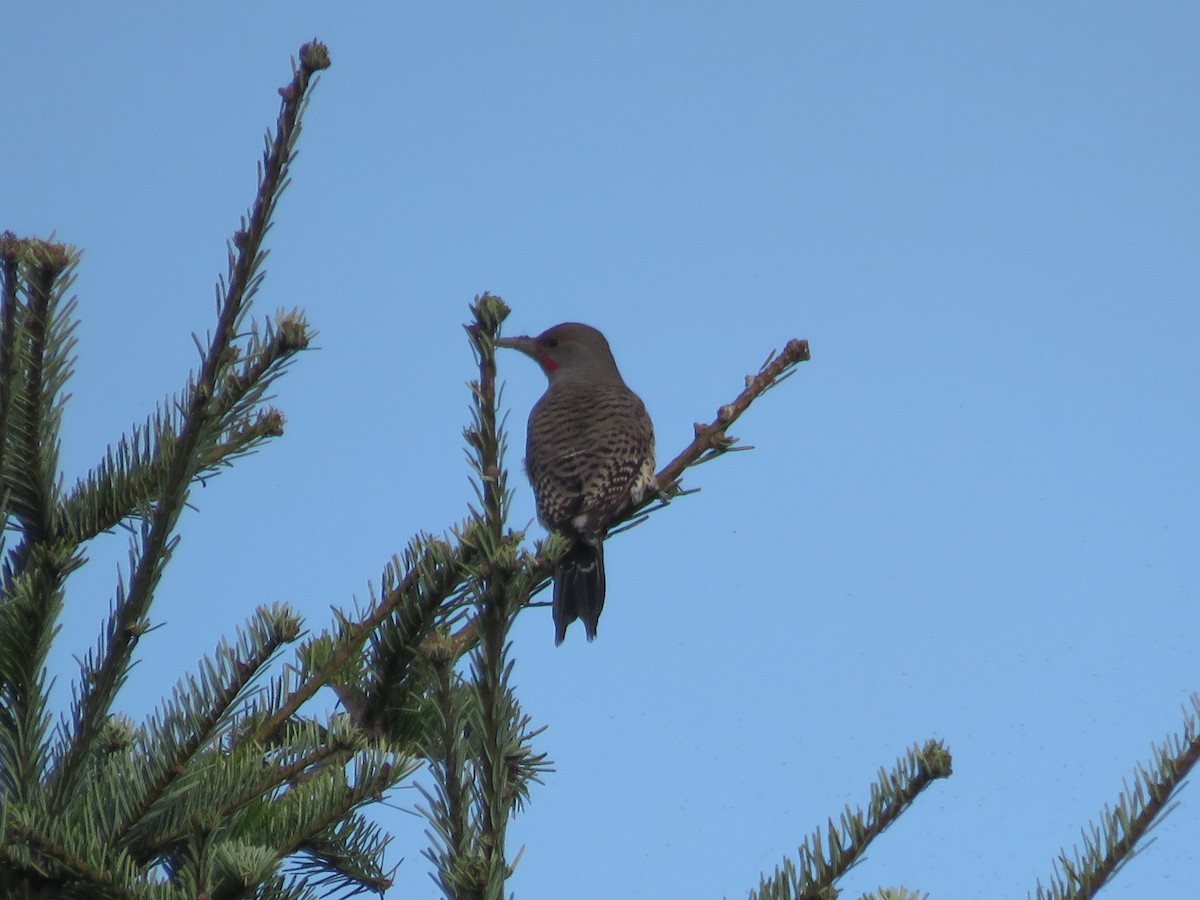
[422,647,472,891]
[466,293,517,884]
[262,753,391,855]
[196,739,401,896]
[651,336,810,499]
[152,738,395,900]
[143,735,353,859]
[420,299,520,899]
[412,297,554,899]
[4,41,414,899]
[0,232,25,505]
[350,544,474,738]
[256,531,469,745]
[4,239,75,544]
[46,40,330,816]
[60,308,307,548]
[864,890,929,900]
[292,807,395,896]
[0,241,84,821]
[1032,692,1200,899]
[0,545,79,802]
[111,604,304,846]
[0,818,141,900]
[749,740,952,899]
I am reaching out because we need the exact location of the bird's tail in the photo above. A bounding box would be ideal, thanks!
[553,535,606,644]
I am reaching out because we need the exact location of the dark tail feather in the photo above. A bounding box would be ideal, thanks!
[553,537,606,644]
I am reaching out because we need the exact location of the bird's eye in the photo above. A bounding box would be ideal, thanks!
[544,337,559,348]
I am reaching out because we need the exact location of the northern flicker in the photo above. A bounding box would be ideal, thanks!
[496,323,656,644]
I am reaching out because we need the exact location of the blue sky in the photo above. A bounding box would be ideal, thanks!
[6,3,1199,897]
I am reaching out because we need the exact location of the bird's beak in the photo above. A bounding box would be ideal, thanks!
[494,335,536,356]
[495,334,559,374]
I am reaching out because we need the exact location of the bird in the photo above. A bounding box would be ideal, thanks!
[496,323,656,644]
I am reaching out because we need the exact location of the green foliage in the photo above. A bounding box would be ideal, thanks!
[415,299,553,900]
[0,47,553,900]
[749,741,952,900]
[0,44,414,900]
[1032,693,1200,899]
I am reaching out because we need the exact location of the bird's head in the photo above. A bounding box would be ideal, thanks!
[495,322,626,387]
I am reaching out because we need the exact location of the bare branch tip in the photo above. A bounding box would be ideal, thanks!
[786,338,811,361]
